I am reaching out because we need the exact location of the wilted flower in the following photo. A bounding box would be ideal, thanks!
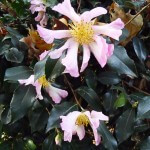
[60,110,108,145]
[30,0,48,26]
[18,75,68,103]
[21,29,52,61]
[37,0,124,77]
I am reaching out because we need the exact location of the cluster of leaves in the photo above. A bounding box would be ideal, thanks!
[0,0,150,149]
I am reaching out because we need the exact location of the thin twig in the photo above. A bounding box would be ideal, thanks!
[123,81,150,96]
[45,107,50,115]
[125,2,150,27]
[64,75,84,110]
[77,0,81,13]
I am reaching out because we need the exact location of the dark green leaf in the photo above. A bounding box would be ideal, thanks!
[116,108,135,143]
[140,136,150,150]
[98,72,121,85]
[85,69,97,89]
[108,46,137,77]
[137,96,150,119]
[46,0,58,7]
[114,93,127,108]
[29,107,49,132]
[98,121,117,150]
[103,90,117,114]
[5,48,24,63]
[5,66,33,81]
[10,85,36,123]
[1,107,11,124]
[6,27,23,39]
[76,86,101,111]
[46,102,78,132]
[0,45,10,55]
[133,37,147,63]
[42,132,56,150]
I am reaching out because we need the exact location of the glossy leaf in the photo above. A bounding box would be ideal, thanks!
[98,121,117,150]
[5,66,33,81]
[137,96,150,119]
[98,71,121,85]
[76,86,101,111]
[133,37,147,63]
[140,136,150,150]
[10,85,36,123]
[107,46,137,78]
[116,108,135,143]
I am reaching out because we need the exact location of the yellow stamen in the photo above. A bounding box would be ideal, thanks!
[70,21,94,45]
[38,75,49,87]
[76,113,90,126]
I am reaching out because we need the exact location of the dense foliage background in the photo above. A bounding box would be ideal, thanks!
[0,0,150,149]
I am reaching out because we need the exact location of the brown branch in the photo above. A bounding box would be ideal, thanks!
[77,0,81,13]
[123,81,150,96]
[64,75,84,110]
[125,2,150,27]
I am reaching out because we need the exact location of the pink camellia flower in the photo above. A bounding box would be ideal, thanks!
[18,75,68,103]
[60,110,108,145]
[37,0,124,77]
[30,0,48,26]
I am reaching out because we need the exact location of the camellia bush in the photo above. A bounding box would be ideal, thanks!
[0,0,150,149]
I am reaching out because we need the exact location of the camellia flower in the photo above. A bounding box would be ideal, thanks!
[37,0,124,77]
[18,75,68,104]
[30,0,48,26]
[60,110,108,145]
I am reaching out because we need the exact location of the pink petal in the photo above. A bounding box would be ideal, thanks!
[37,25,71,44]
[81,7,107,22]
[30,0,43,5]
[62,41,79,77]
[60,111,81,142]
[107,44,114,58]
[18,75,35,86]
[39,13,48,27]
[34,81,43,100]
[52,0,81,22]
[45,85,68,103]
[91,111,109,121]
[80,45,90,72]
[93,18,124,40]
[49,38,73,59]
[39,50,50,60]
[92,126,101,146]
[35,12,43,22]
[76,125,85,140]
[34,5,46,12]
[89,36,107,67]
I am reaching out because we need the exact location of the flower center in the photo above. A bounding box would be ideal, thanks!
[70,21,94,45]
[38,75,49,87]
[76,113,90,126]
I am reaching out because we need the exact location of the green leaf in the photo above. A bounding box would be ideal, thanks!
[5,48,24,63]
[34,57,48,81]
[46,0,58,7]
[98,71,121,85]
[42,132,56,150]
[98,121,117,150]
[5,66,33,81]
[103,90,117,114]
[114,93,127,108]
[107,46,137,78]
[140,136,150,150]
[46,102,78,132]
[46,57,65,80]
[133,37,147,64]
[137,96,150,119]
[76,86,101,111]
[6,27,23,39]
[0,45,10,55]
[1,107,11,124]
[10,85,36,123]
[116,108,135,143]
[85,69,97,89]
[29,107,49,132]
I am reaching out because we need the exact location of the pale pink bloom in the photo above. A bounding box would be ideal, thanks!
[18,75,68,103]
[37,0,124,77]
[60,110,108,145]
[30,0,48,27]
